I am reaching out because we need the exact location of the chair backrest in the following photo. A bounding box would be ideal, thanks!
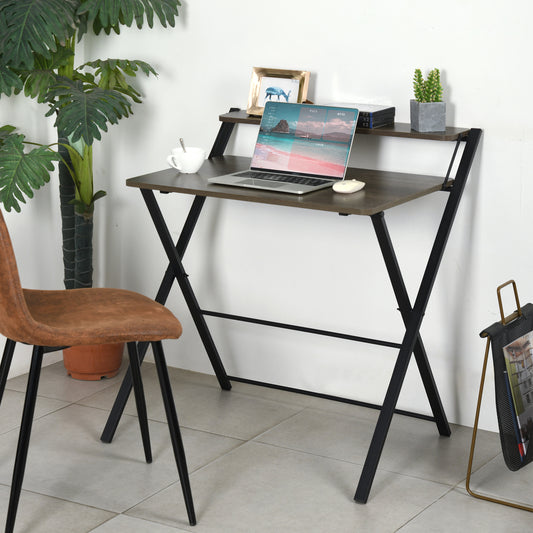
[0,209,36,342]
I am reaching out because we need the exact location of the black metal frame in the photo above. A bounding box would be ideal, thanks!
[101,112,481,504]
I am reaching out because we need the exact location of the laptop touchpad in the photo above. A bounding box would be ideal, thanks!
[237,179,284,188]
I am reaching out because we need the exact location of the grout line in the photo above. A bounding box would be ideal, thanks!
[394,485,456,532]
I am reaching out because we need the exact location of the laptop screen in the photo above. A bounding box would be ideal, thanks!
[250,102,358,179]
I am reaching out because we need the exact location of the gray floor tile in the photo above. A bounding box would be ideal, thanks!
[0,389,68,435]
[80,365,303,440]
[397,487,533,532]
[0,485,114,533]
[89,514,189,532]
[257,407,501,485]
[257,404,377,463]
[2,360,516,533]
[379,416,500,485]
[6,360,126,403]
[128,441,451,533]
[0,403,242,514]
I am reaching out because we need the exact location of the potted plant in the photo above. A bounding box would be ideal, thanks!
[410,68,446,132]
[0,0,181,379]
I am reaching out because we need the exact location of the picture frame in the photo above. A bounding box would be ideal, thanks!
[247,67,310,116]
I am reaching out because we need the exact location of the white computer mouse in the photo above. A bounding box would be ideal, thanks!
[332,179,365,194]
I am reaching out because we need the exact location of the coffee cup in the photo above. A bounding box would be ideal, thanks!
[166,147,206,174]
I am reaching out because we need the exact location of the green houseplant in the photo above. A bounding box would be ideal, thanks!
[0,0,181,378]
[410,67,446,132]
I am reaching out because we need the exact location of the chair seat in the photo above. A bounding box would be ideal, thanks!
[19,288,183,347]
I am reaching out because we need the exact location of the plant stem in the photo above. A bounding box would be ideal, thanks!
[58,134,76,289]
[74,211,93,289]
[57,34,94,288]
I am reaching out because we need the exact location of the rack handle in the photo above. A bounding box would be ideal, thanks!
[497,280,522,325]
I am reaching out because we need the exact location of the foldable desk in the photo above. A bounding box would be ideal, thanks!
[101,110,481,503]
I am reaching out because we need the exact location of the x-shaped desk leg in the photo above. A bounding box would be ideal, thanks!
[101,192,231,443]
[355,128,481,502]
[372,211,451,437]
[354,214,449,502]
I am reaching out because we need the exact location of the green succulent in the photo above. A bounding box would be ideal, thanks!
[413,68,443,103]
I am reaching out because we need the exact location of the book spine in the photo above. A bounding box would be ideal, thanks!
[357,111,395,125]
[358,109,395,118]
[358,116,395,128]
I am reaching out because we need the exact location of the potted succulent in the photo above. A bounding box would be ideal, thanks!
[410,68,446,132]
[0,0,181,379]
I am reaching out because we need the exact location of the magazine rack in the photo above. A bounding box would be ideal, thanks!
[467,280,533,511]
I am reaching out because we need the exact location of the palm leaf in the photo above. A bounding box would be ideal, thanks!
[0,0,79,69]
[0,134,59,212]
[77,0,180,36]
[45,78,132,145]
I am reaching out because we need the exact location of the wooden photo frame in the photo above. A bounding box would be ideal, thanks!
[247,67,310,116]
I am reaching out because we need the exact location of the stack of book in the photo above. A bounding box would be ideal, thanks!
[355,104,395,129]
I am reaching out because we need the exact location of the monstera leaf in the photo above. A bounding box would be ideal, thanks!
[77,0,180,36]
[0,49,74,101]
[0,0,181,288]
[82,59,157,102]
[0,125,16,144]
[0,132,60,212]
[21,49,76,101]
[0,64,23,97]
[0,0,79,69]
[46,78,132,145]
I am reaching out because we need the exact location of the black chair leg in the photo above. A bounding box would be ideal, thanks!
[5,345,43,533]
[0,339,16,406]
[127,342,152,464]
[152,341,196,526]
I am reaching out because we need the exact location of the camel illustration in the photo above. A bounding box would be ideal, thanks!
[264,87,292,102]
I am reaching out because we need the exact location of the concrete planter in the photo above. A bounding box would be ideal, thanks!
[410,100,446,132]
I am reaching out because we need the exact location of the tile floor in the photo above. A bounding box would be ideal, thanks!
[1,360,533,532]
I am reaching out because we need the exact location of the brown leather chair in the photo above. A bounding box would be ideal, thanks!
[0,210,196,532]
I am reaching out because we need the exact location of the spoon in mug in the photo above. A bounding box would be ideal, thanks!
[179,138,187,153]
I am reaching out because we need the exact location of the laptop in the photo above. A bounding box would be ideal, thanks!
[208,102,359,194]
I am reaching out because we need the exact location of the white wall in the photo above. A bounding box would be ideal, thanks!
[2,0,531,431]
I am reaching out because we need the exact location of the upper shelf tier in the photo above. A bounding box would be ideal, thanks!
[219,110,470,142]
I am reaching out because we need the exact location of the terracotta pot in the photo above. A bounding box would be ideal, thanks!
[63,343,124,381]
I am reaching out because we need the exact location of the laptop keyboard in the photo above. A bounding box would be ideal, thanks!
[238,171,330,187]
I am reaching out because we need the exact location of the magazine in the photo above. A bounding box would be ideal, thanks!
[503,331,533,457]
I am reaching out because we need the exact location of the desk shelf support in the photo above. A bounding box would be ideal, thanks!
[209,107,241,159]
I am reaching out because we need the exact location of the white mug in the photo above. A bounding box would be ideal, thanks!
[166,147,206,174]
